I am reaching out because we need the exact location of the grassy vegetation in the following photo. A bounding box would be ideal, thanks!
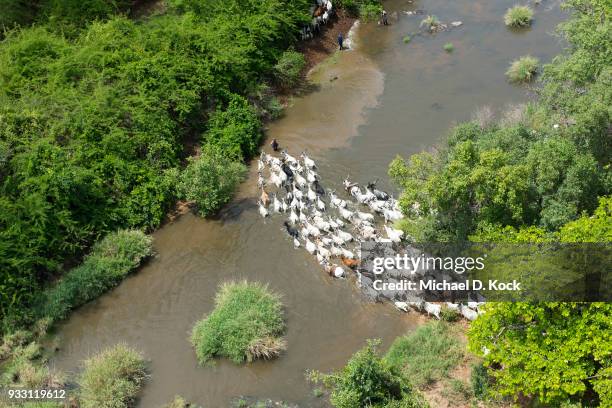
[506,55,539,83]
[402,35,411,43]
[191,281,286,364]
[443,42,454,52]
[31,230,152,328]
[504,5,534,27]
[309,339,428,408]
[385,322,463,387]
[78,344,147,408]
[163,395,202,408]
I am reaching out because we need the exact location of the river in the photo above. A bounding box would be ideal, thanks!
[50,0,566,406]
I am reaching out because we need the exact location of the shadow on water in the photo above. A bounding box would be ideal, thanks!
[51,0,566,406]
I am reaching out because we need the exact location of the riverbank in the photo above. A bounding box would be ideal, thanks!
[296,9,358,72]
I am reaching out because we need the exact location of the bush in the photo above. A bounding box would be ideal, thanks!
[205,94,262,160]
[190,281,286,364]
[385,322,462,387]
[36,230,152,324]
[504,5,534,28]
[360,3,383,21]
[79,344,147,408]
[506,55,539,83]
[443,43,454,52]
[311,339,425,408]
[274,50,306,88]
[402,35,411,44]
[177,149,247,217]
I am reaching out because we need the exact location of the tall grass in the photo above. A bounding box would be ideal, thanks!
[36,230,153,324]
[504,5,533,28]
[191,281,286,364]
[78,344,147,408]
[506,55,539,83]
[385,322,462,387]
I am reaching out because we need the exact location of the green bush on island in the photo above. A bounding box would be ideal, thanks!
[309,339,428,408]
[191,281,286,364]
[385,322,462,387]
[32,230,152,327]
[443,42,454,52]
[79,344,147,408]
[506,55,539,82]
[504,5,534,27]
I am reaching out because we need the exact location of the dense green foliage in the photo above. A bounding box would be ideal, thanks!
[0,0,310,326]
[504,5,534,27]
[337,0,382,19]
[385,322,462,387]
[78,344,147,408]
[274,49,306,89]
[469,303,611,405]
[389,0,611,404]
[191,281,286,364]
[177,150,247,216]
[33,230,152,327]
[311,339,427,408]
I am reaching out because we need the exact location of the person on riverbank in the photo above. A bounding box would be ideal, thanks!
[381,10,388,25]
[337,33,344,50]
[271,138,279,151]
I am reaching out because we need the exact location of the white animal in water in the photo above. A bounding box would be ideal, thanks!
[273,194,283,213]
[424,302,441,319]
[269,172,282,188]
[349,186,371,204]
[329,191,347,208]
[339,207,353,221]
[333,265,345,278]
[257,172,265,188]
[394,301,409,312]
[307,186,317,202]
[341,248,355,259]
[334,217,345,227]
[355,211,375,222]
[295,173,308,188]
[257,159,264,171]
[317,244,331,259]
[383,208,403,223]
[384,225,404,242]
[337,230,353,243]
[316,197,326,211]
[293,238,301,248]
[289,209,299,224]
[305,238,317,254]
[293,188,303,201]
[258,201,269,218]
[302,153,316,169]
[306,170,317,183]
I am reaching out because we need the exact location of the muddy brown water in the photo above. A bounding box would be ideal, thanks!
[51,1,566,406]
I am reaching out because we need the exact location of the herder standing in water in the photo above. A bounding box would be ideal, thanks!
[381,9,388,25]
[337,33,344,50]
[270,138,279,152]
